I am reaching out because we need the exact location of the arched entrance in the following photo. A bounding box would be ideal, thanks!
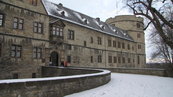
[50,51,59,66]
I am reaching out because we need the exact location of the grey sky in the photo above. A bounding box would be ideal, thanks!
[47,0,132,21]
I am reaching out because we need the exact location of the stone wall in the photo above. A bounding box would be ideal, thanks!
[104,67,166,77]
[0,68,111,97]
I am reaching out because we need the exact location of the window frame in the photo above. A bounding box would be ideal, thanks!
[33,47,42,59]
[0,13,5,27]
[108,56,112,63]
[52,26,63,37]
[30,0,38,6]
[11,45,22,58]
[33,22,43,34]
[98,55,102,63]
[13,17,24,30]
[68,30,75,40]
[108,39,112,47]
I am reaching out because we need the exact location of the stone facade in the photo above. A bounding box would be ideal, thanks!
[0,0,146,79]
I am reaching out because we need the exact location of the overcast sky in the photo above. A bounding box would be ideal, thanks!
[47,0,133,21]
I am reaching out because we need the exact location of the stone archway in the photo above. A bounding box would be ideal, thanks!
[50,51,59,66]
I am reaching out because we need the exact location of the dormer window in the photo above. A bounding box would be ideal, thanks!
[30,0,37,6]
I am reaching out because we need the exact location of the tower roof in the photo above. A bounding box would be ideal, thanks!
[42,0,134,41]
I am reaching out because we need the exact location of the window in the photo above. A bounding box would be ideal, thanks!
[97,37,102,45]
[30,0,38,6]
[108,56,112,63]
[0,13,4,27]
[68,30,75,40]
[122,43,125,49]
[91,56,93,63]
[84,41,87,47]
[33,22,43,34]
[98,55,102,63]
[66,44,72,50]
[13,17,24,30]
[0,43,2,57]
[33,47,42,59]
[108,40,112,47]
[128,58,131,63]
[118,42,121,48]
[137,33,141,38]
[32,73,36,78]
[113,41,116,47]
[138,56,140,64]
[114,56,117,63]
[52,26,63,37]
[137,23,140,28]
[11,45,22,58]
[90,37,93,43]
[13,73,19,79]
[122,57,125,63]
[138,45,141,49]
[67,56,71,63]
[118,57,121,63]
[128,44,130,50]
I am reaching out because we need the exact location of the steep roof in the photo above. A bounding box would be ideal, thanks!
[42,0,134,41]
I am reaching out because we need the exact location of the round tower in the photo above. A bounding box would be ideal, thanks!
[106,15,146,67]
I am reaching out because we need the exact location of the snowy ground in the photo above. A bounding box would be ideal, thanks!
[65,73,173,97]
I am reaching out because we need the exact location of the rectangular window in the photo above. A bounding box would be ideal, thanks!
[52,26,63,37]
[84,41,87,47]
[138,45,141,49]
[122,43,125,49]
[118,42,121,48]
[113,41,116,47]
[11,45,22,58]
[108,56,112,63]
[13,17,24,30]
[90,37,93,43]
[68,30,75,40]
[30,0,38,6]
[33,47,42,59]
[122,57,126,63]
[128,44,130,50]
[67,56,71,63]
[0,43,2,57]
[97,37,102,45]
[138,56,140,64]
[32,73,36,78]
[13,73,19,79]
[33,22,43,34]
[98,55,102,63]
[108,40,112,47]
[0,13,4,27]
[137,33,141,38]
[114,56,117,63]
[91,56,93,63]
[66,44,72,50]
[118,57,121,63]
[128,58,131,63]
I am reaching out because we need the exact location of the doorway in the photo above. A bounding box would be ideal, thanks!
[50,51,59,66]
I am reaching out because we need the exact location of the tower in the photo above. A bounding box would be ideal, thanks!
[106,15,146,67]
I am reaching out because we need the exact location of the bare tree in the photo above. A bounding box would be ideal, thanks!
[126,0,173,50]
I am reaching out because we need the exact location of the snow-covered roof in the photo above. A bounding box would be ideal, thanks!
[42,0,134,41]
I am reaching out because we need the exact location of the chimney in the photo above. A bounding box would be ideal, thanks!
[59,3,63,7]
[96,17,100,22]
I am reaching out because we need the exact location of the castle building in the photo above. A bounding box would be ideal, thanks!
[0,0,145,79]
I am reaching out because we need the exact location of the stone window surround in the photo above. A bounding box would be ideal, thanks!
[10,45,22,58]
[97,37,102,45]
[108,56,112,63]
[30,0,38,6]
[33,47,42,59]
[33,22,43,34]
[13,17,24,30]
[98,55,102,63]
[0,13,5,27]
[68,29,75,40]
